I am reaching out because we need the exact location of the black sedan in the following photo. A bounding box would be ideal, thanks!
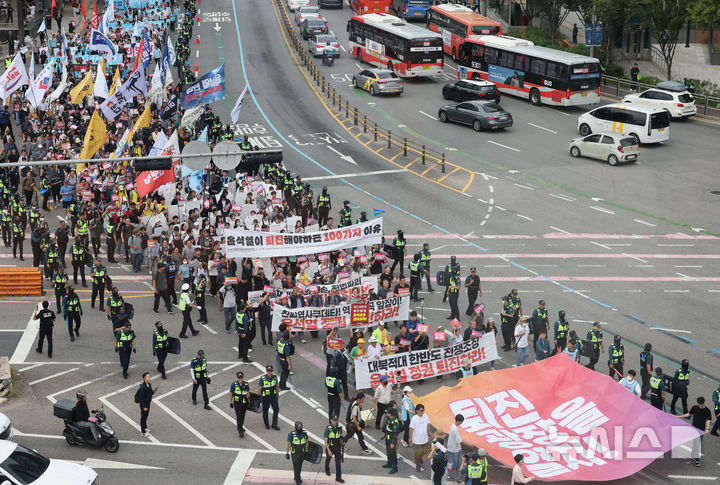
[438,101,513,132]
[442,79,501,103]
[301,18,329,40]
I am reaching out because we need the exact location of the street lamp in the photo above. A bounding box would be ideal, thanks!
[685,20,690,48]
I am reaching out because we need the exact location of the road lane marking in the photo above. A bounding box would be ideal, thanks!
[29,368,79,386]
[223,450,257,485]
[303,169,406,181]
[590,205,615,215]
[549,225,571,234]
[634,219,657,227]
[10,305,40,364]
[549,193,575,202]
[514,183,534,190]
[418,110,438,120]
[658,244,695,247]
[488,140,520,152]
[527,122,557,134]
[517,214,533,221]
[99,395,161,444]
[591,241,612,250]
[153,399,215,447]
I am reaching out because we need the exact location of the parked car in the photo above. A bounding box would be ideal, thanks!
[0,441,98,485]
[622,81,696,119]
[0,413,12,441]
[287,0,310,11]
[442,79,500,103]
[300,18,329,40]
[352,69,404,96]
[568,133,639,166]
[308,34,340,57]
[295,5,322,25]
[438,100,512,131]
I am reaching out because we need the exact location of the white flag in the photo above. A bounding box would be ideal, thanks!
[48,59,68,102]
[0,53,29,99]
[38,19,46,33]
[27,63,54,108]
[101,0,114,34]
[149,66,162,107]
[93,64,108,99]
[28,53,35,84]
[230,86,248,124]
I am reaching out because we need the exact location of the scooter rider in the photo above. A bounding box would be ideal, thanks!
[73,391,100,443]
[323,42,336,66]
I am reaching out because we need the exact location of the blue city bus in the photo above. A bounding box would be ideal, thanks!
[391,0,434,19]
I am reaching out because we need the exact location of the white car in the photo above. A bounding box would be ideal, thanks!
[295,5,321,25]
[308,34,340,57]
[568,133,639,166]
[287,0,310,11]
[622,81,696,119]
[0,441,98,485]
[0,413,12,441]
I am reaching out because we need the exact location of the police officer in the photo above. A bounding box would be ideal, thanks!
[277,331,292,390]
[639,343,653,400]
[106,287,125,324]
[382,407,400,474]
[324,415,344,482]
[178,283,200,338]
[390,230,406,274]
[447,266,461,321]
[28,204,39,230]
[76,212,89,249]
[33,301,55,358]
[52,265,68,313]
[529,300,548,348]
[464,267,481,316]
[419,242,433,291]
[553,310,569,352]
[710,385,720,436]
[442,256,457,303]
[649,367,667,410]
[408,254,422,301]
[70,237,87,286]
[240,135,252,151]
[671,359,690,415]
[90,257,106,311]
[236,301,252,363]
[467,449,489,484]
[326,367,343,421]
[55,220,69,265]
[586,321,603,370]
[229,371,250,437]
[508,289,522,326]
[500,295,514,351]
[317,187,331,227]
[165,254,178,304]
[222,124,233,141]
[44,236,59,279]
[63,286,82,342]
[195,274,208,324]
[1,209,11,246]
[608,335,624,381]
[104,216,117,263]
[191,349,211,409]
[12,215,24,260]
[286,421,308,485]
[259,365,281,430]
[114,322,136,379]
[152,321,169,379]
[338,200,352,227]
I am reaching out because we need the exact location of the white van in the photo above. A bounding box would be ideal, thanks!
[577,103,670,144]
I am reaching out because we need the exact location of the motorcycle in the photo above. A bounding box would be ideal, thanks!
[60,406,119,453]
[322,48,336,67]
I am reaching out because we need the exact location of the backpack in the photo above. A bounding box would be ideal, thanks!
[287,341,295,356]
[396,418,405,432]
[346,400,356,424]
[133,386,142,404]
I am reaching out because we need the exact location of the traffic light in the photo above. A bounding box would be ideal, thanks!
[241,150,283,165]
[133,159,173,171]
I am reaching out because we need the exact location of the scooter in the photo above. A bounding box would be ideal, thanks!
[322,49,336,67]
[60,406,119,453]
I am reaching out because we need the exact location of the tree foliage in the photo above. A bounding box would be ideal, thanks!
[645,0,689,79]
[687,0,720,33]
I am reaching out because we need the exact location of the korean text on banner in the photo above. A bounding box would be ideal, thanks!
[272,296,409,332]
[354,333,497,389]
[418,353,703,482]
[181,65,226,109]
[225,217,383,258]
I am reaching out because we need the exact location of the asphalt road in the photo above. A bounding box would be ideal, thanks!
[0,0,719,484]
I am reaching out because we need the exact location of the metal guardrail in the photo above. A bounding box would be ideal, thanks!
[649,45,668,78]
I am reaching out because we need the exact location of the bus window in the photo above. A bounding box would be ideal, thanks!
[545,62,558,79]
[530,58,546,76]
[513,54,525,71]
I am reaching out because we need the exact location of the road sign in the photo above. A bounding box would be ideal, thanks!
[584,23,602,47]
[212,140,243,171]
[181,140,211,171]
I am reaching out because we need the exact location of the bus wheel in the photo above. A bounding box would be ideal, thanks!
[579,123,591,136]
[529,88,541,106]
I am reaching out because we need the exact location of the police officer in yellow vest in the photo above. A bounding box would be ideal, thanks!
[553,310,569,353]
[670,359,691,415]
[324,415,344,482]
[286,421,309,485]
[447,266,461,321]
[76,213,89,249]
[383,407,400,474]
[419,242,433,291]
[649,367,667,410]
[316,187,331,227]
[152,321,169,379]
[114,322,136,379]
[466,449,489,484]
[53,265,68,313]
[277,331,292,390]
[12,216,24,260]
[106,287,125,324]
[390,229,406,274]
[63,286,82,342]
[608,335,624,381]
[326,367,343,421]
[229,371,250,437]
[586,321,603,370]
[70,237,87,287]
[105,218,117,263]
[44,237,59,279]
[259,365,281,430]
[191,349,211,409]
[408,254,422,301]
[90,257,106,311]
[179,283,200,338]
[1,209,11,247]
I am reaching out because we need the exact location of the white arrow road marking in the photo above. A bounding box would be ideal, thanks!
[327,145,357,165]
[214,22,222,31]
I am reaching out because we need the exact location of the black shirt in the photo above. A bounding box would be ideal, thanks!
[38,309,55,327]
[688,405,711,431]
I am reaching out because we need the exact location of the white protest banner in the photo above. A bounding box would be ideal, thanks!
[225,217,383,258]
[354,332,498,389]
[271,296,409,332]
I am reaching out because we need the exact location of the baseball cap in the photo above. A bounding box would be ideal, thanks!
[402,385,413,393]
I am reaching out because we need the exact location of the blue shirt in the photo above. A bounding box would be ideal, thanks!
[405,318,419,332]
[60,184,73,202]
[564,347,579,361]
[535,337,549,361]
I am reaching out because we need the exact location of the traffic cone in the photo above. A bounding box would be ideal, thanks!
[194,62,199,76]
[196,34,200,45]
[196,15,200,25]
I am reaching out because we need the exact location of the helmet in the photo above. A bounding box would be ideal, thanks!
[295,421,303,431]
[182,283,190,291]
[76,391,87,400]
[112,287,119,295]
[423,242,429,249]
[558,310,566,319]
[614,335,621,345]
[644,342,652,351]
[681,359,689,369]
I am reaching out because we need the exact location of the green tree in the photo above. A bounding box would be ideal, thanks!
[687,0,720,45]
[535,0,587,44]
[593,0,639,59]
[645,0,689,80]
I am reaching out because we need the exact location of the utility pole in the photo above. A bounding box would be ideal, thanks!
[589,14,597,58]
[17,0,24,43]
[684,20,690,48]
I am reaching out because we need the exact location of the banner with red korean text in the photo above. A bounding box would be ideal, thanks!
[271,296,410,332]
[417,354,702,482]
[224,217,383,258]
[354,332,497,389]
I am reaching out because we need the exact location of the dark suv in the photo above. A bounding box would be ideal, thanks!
[442,79,501,103]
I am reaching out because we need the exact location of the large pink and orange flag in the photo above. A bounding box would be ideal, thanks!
[418,354,701,482]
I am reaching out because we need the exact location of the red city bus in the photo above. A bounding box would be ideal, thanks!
[426,3,502,61]
[351,0,391,14]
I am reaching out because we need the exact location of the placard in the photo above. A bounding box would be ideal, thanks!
[449,318,462,329]
[433,331,446,341]
[350,303,369,324]
[416,323,429,333]
[327,337,344,350]
[396,287,410,298]
[474,303,486,314]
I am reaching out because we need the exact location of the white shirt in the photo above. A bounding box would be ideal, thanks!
[409,413,430,445]
[373,383,392,405]
[447,423,462,453]
[511,464,533,484]
[514,323,530,348]
[366,342,383,359]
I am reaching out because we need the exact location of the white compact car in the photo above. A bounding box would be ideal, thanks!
[622,81,696,119]
[295,5,321,25]
[569,133,639,166]
[0,441,98,485]
[287,0,310,11]
[0,413,12,441]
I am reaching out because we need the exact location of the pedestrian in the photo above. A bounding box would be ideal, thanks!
[649,367,667,410]
[514,317,530,366]
[235,301,252,363]
[535,330,549,361]
[565,338,580,362]
[586,321,603,370]
[446,266,461,320]
[409,403,431,472]
[128,229,143,272]
[572,23,578,44]
[464,267,481,316]
[500,295,514,351]
[33,301,55,358]
[511,454,534,484]
[618,370,641,397]
[191,349,211,409]
[639,343,653,400]
[343,392,373,454]
[218,280,236,333]
[710,385,720,436]
[229,371,250,437]
[671,359,691,415]
[400,386,415,447]
[152,321,169,379]
[383,407,401,474]
[277,331,293,390]
[286,421,308,485]
[447,414,464,482]
[678,397,712,467]
[115,322,136,379]
[323,415,344,482]
[259,365,281,430]
[428,434,448,485]
[152,263,172,314]
[630,63,640,91]
[178,283,200,338]
[373,375,394,429]
[553,310,569,353]
[608,335,624,381]
[136,372,156,436]
[90,257,106,311]
[62,286,82,342]
[325,367,343,422]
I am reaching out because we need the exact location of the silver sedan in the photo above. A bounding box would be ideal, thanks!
[308,34,340,57]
